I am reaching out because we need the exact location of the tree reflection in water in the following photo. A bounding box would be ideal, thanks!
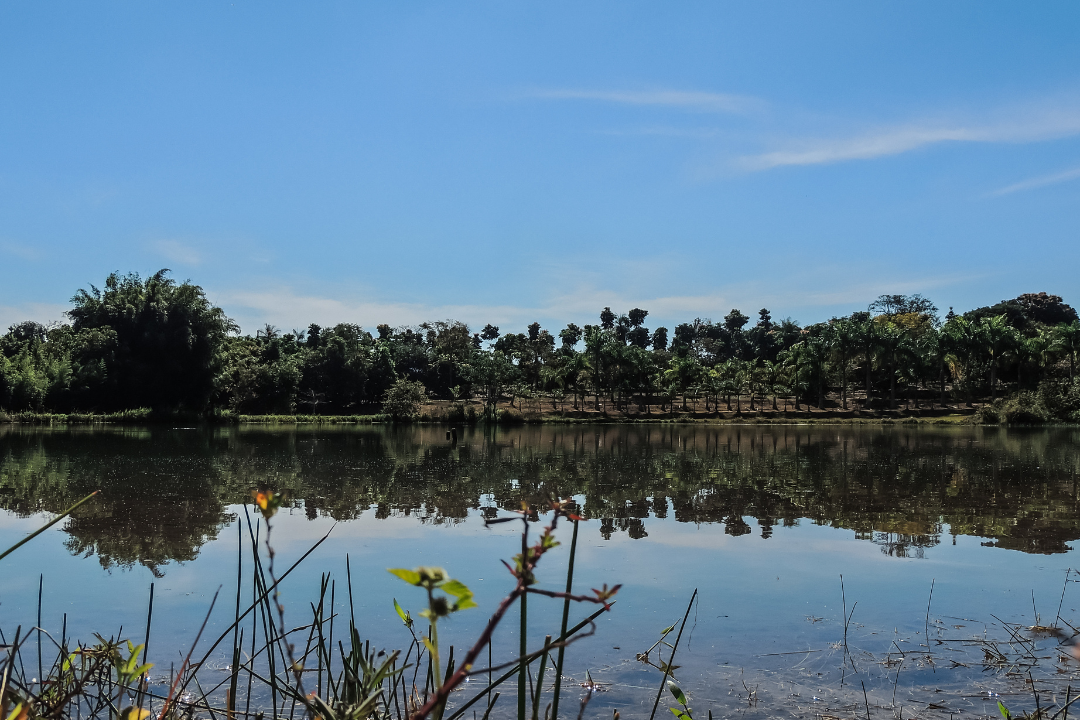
[1,423,1078,572]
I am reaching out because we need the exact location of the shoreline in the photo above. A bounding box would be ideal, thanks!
[0,407,1024,427]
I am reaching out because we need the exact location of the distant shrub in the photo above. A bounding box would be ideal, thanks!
[382,379,428,420]
[975,382,1080,425]
[446,403,466,424]
[1037,379,1080,422]
[975,394,1046,425]
[496,407,525,425]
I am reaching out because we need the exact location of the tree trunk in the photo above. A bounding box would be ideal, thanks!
[865,348,872,403]
[889,362,896,409]
[939,361,946,407]
[841,357,848,410]
[794,362,801,411]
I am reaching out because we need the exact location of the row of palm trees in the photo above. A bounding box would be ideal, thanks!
[494,315,1080,415]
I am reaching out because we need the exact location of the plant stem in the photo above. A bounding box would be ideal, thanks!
[550,519,579,720]
[648,589,697,720]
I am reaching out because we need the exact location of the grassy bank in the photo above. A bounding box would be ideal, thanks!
[0,407,980,426]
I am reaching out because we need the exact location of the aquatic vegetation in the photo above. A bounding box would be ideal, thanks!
[0,491,618,720]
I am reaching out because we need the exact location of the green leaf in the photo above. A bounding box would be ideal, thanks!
[669,709,686,720]
[393,598,411,625]
[453,597,478,611]
[997,701,1011,720]
[660,625,676,635]
[440,579,473,600]
[423,637,438,656]
[667,681,688,707]
[388,568,421,585]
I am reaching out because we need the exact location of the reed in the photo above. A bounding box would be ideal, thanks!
[0,493,618,720]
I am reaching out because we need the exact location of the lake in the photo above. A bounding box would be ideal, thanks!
[2,423,1080,719]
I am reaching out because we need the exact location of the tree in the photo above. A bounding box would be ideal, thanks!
[827,319,857,409]
[853,314,878,407]
[468,351,518,420]
[715,359,742,411]
[559,324,582,351]
[724,309,749,334]
[382,378,427,420]
[671,323,696,354]
[1053,320,1080,382]
[870,294,939,321]
[759,359,786,410]
[651,327,669,351]
[67,270,236,412]
[627,326,651,348]
[600,307,616,329]
[664,354,703,410]
[628,308,648,326]
[979,315,1018,400]
[942,316,981,406]
[875,320,906,409]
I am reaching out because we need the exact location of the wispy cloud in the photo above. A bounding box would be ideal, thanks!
[215,288,537,334]
[153,239,202,266]
[991,165,1080,196]
[741,99,1080,170]
[1,241,43,261]
[0,303,69,330]
[527,88,763,115]
[213,266,978,335]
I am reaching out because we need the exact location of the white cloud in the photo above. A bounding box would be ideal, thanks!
[153,239,202,266]
[0,303,69,331]
[212,268,977,335]
[527,88,763,115]
[990,165,1080,196]
[214,288,535,334]
[1,241,43,261]
[740,98,1080,170]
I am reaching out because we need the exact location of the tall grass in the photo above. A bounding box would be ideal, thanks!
[0,493,617,720]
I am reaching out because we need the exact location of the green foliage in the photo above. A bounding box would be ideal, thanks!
[668,680,693,720]
[8,276,1080,422]
[382,379,427,420]
[67,270,237,411]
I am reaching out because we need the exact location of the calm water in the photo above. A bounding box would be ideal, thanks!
[3,423,1080,719]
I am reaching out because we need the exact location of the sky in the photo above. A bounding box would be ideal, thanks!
[2,2,1080,335]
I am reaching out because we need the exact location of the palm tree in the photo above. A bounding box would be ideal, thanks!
[1053,320,1080,382]
[759,359,785,410]
[980,315,1017,400]
[539,363,566,410]
[827,319,857,409]
[804,336,830,409]
[664,354,703,410]
[854,317,879,408]
[942,316,980,406]
[875,321,906,409]
[918,327,949,407]
[779,344,808,410]
[717,359,742,411]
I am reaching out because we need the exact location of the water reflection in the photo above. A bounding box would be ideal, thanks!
[1,424,1078,571]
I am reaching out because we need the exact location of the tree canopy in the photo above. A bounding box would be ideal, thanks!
[3,279,1080,422]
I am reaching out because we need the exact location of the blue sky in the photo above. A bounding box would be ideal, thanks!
[3,2,1080,334]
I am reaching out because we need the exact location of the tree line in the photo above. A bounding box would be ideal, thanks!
[2,270,1080,421]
